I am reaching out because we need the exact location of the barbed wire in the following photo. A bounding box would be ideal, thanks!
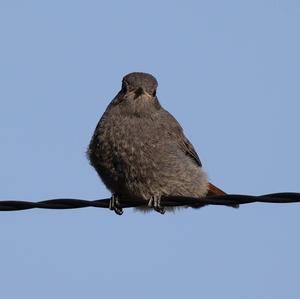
[0,192,299,212]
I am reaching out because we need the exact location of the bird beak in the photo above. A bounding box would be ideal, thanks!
[134,87,144,98]
[144,91,153,99]
[134,88,152,99]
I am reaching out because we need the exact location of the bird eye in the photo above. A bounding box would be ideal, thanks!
[122,83,128,93]
[152,90,156,97]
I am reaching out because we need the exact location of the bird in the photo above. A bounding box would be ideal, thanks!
[87,72,231,215]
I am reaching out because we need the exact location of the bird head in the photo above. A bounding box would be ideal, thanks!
[121,72,158,100]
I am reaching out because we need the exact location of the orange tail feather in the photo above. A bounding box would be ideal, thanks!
[207,182,226,196]
[207,183,239,208]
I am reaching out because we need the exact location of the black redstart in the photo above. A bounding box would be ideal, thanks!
[87,72,228,215]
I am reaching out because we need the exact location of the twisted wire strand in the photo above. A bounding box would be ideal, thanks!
[0,192,299,211]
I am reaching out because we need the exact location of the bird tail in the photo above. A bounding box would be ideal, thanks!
[207,182,226,196]
[207,182,239,208]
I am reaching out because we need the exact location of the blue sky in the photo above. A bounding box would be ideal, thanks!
[0,1,300,298]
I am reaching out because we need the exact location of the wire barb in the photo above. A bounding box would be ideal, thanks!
[0,192,299,212]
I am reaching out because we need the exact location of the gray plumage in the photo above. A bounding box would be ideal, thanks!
[87,72,209,214]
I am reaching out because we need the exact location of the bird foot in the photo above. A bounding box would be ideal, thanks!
[109,194,123,215]
[148,196,165,214]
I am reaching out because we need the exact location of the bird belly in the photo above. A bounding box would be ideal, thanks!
[88,115,208,202]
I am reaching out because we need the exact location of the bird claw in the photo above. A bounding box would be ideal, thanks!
[109,194,123,215]
[148,196,165,214]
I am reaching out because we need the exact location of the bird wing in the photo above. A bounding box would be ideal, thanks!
[159,109,202,167]
[159,109,231,199]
